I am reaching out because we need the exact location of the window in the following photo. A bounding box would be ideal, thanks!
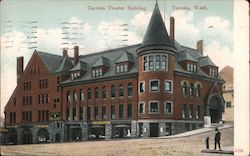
[162,55,167,70]
[139,81,145,93]
[95,106,98,120]
[80,107,83,120]
[116,64,128,73]
[119,104,123,119]
[95,87,99,99]
[111,85,115,98]
[111,105,115,119]
[116,66,120,73]
[73,91,78,101]
[182,104,187,118]
[209,68,218,77]
[196,105,200,119]
[226,102,232,108]
[143,56,148,71]
[127,83,133,97]
[190,83,194,96]
[149,101,159,113]
[124,64,128,72]
[87,106,91,121]
[92,68,103,77]
[165,80,172,92]
[73,107,77,120]
[102,86,106,99]
[39,78,48,88]
[150,80,159,92]
[127,104,132,119]
[119,84,124,97]
[139,102,145,114]
[102,106,106,119]
[196,84,201,97]
[155,55,160,70]
[80,89,84,101]
[189,105,193,118]
[182,82,188,95]
[164,102,173,114]
[67,91,71,102]
[87,88,92,100]
[71,72,81,80]
[149,55,154,70]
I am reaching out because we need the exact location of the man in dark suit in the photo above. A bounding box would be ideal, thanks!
[214,127,222,151]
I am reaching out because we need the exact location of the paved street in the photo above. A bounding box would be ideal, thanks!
[1,127,233,156]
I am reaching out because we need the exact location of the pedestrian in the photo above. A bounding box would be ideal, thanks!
[214,127,222,151]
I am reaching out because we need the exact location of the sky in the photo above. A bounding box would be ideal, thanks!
[0,0,234,116]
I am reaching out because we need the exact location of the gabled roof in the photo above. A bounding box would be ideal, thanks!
[176,51,198,62]
[55,55,74,73]
[92,56,109,67]
[140,2,172,48]
[70,61,87,72]
[37,51,63,73]
[115,51,134,63]
[198,56,216,67]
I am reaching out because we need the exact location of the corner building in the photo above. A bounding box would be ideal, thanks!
[4,3,224,144]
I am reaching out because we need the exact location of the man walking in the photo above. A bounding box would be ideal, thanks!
[214,127,222,151]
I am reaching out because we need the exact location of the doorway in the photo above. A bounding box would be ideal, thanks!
[150,123,159,137]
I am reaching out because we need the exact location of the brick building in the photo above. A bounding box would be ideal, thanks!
[4,2,224,144]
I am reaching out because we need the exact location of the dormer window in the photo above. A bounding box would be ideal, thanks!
[209,67,218,77]
[187,63,197,72]
[92,68,103,77]
[116,64,128,73]
[71,72,81,80]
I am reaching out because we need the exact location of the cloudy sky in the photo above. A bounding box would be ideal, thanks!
[0,0,234,116]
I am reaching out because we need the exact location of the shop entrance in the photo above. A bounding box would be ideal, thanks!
[21,128,33,144]
[37,128,49,143]
[8,128,18,145]
[88,125,105,140]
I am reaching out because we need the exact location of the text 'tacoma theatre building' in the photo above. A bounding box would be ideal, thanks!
[4,3,225,144]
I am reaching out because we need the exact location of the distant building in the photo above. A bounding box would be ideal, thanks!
[220,66,234,122]
[4,2,224,145]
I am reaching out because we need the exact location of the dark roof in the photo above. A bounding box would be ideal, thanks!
[70,61,87,71]
[198,56,216,67]
[92,56,110,67]
[37,51,63,73]
[176,51,198,62]
[140,3,172,48]
[56,55,74,73]
[115,51,134,63]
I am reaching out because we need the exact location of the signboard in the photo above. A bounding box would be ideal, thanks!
[6,125,18,128]
[204,116,211,128]
[49,112,61,121]
[92,121,110,125]
[36,125,48,128]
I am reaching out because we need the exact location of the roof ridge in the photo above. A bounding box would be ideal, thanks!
[79,44,140,58]
[37,51,64,58]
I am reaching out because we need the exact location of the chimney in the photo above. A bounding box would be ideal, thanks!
[17,56,24,84]
[170,17,175,44]
[196,40,203,55]
[74,46,79,65]
[63,48,68,57]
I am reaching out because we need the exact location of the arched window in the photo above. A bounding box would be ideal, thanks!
[87,88,92,100]
[66,91,71,102]
[119,84,124,97]
[196,84,201,97]
[95,87,99,99]
[102,86,106,99]
[190,83,194,96]
[182,82,188,95]
[127,83,133,97]
[80,89,84,101]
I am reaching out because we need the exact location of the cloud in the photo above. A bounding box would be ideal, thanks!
[204,40,234,70]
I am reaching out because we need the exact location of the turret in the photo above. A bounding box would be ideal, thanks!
[136,2,176,120]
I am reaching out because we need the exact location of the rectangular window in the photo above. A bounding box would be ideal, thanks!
[9,112,12,123]
[155,55,160,70]
[38,110,41,122]
[162,55,167,70]
[102,106,106,119]
[150,80,159,92]
[29,111,32,122]
[165,80,172,92]
[165,102,172,114]
[149,55,154,70]
[116,65,120,73]
[139,102,145,114]
[92,70,95,77]
[226,102,232,107]
[127,104,132,119]
[46,110,49,121]
[139,81,145,93]
[87,106,91,121]
[80,107,83,120]
[194,65,197,72]
[196,105,200,119]
[73,107,77,120]
[182,104,187,118]
[149,101,159,113]
[99,68,102,76]
[124,64,128,72]
[120,65,124,73]
[111,85,115,98]
[189,105,193,118]
[143,56,148,71]
[111,105,115,119]
[94,106,98,120]
[187,64,190,71]
[119,104,123,119]
[66,107,70,121]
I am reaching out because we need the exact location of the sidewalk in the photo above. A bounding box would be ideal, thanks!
[158,123,233,139]
[201,146,234,155]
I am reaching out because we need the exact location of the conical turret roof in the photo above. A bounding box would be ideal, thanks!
[140,2,172,48]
